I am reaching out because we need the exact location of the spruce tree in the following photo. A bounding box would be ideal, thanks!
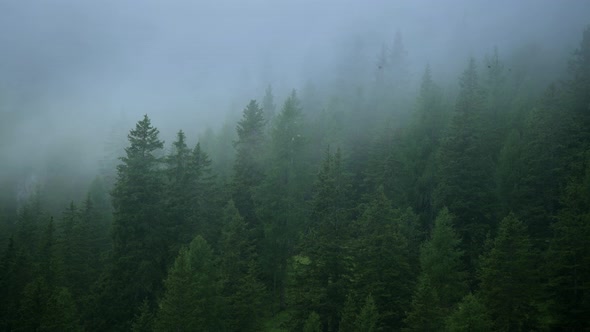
[232,100,266,245]
[435,58,495,271]
[479,214,541,331]
[403,275,442,331]
[303,312,322,332]
[547,162,590,330]
[102,114,167,330]
[355,295,379,332]
[258,90,310,310]
[419,208,467,310]
[446,293,493,332]
[353,188,413,330]
[219,200,266,332]
[153,235,223,331]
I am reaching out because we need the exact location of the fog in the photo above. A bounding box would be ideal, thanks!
[1,0,589,203]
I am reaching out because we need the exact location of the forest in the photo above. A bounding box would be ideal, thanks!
[1,2,590,332]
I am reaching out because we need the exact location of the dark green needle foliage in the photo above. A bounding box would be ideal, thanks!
[1,23,590,332]
[153,235,223,332]
[479,214,541,331]
[446,293,492,332]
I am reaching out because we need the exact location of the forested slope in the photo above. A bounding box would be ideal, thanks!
[1,26,589,332]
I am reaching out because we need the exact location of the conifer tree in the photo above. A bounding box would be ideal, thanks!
[259,90,310,310]
[547,162,590,330]
[435,58,495,270]
[446,293,492,332]
[355,295,379,332]
[295,148,353,329]
[219,200,266,332]
[419,208,467,310]
[353,188,413,330]
[232,100,266,244]
[403,275,442,331]
[154,235,223,331]
[303,312,322,332]
[339,293,357,332]
[101,115,167,330]
[479,214,541,331]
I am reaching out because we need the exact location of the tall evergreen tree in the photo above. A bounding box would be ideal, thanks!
[355,294,379,332]
[479,214,541,331]
[258,90,310,310]
[547,160,590,330]
[99,115,167,330]
[435,58,496,270]
[294,148,353,329]
[232,100,267,245]
[446,293,493,332]
[403,275,442,331]
[219,200,266,332]
[153,235,223,332]
[353,188,413,330]
[419,208,467,310]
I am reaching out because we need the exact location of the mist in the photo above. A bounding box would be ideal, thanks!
[1,0,589,202]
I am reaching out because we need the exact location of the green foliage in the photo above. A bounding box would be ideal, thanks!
[479,214,541,331]
[355,295,379,332]
[131,299,155,332]
[435,58,496,270]
[446,293,492,332]
[404,275,443,331]
[292,148,353,329]
[2,25,590,332]
[338,293,357,332]
[353,188,413,330]
[546,160,590,330]
[154,235,223,331]
[40,287,83,331]
[303,312,322,332]
[419,208,467,310]
[233,99,267,236]
[101,114,168,330]
[219,200,267,332]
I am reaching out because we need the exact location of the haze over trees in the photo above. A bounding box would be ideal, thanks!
[1,1,590,331]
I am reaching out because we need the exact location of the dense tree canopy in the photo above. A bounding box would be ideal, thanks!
[1,24,590,332]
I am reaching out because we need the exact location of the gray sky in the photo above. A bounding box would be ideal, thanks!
[1,0,589,175]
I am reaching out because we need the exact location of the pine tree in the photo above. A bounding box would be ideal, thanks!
[0,237,33,331]
[219,200,266,332]
[435,58,496,271]
[258,90,310,310]
[294,148,353,329]
[547,160,590,330]
[232,100,267,245]
[446,293,493,332]
[165,130,194,254]
[403,275,442,331]
[303,312,322,332]
[101,114,167,330]
[338,293,357,332]
[17,277,52,331]
[479,214,541,331]
[355,295,379,332]
[131,299,155,332]
[153,235,223,332]
[190,142,219,245]
[40,287,83,331]
[419,208,467,310]
[353,188,413,330]
[407,66,446,227]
